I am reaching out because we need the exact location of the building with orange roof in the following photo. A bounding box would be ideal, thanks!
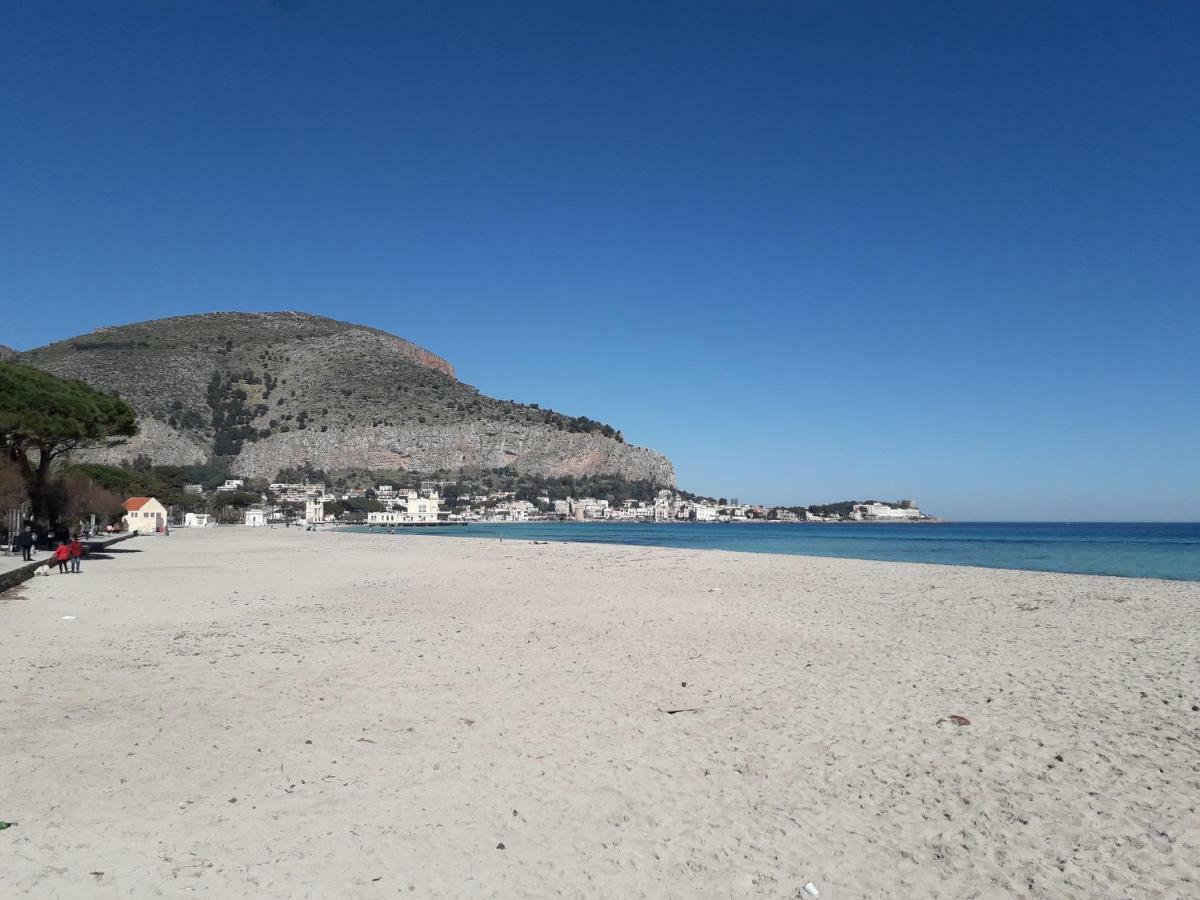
[122,496,168,533]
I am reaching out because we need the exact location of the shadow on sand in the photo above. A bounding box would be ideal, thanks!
[83,548,144,561]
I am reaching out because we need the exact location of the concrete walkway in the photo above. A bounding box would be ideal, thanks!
[0,549,52,576]
[0,534,133,589]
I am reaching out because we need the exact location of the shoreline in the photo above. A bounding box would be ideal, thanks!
[334,520,1200,583]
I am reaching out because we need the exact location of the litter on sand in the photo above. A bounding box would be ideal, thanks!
[802,882,819,897]
[61,615,77,621]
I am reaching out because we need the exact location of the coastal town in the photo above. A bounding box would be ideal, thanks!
[163,478,931,529]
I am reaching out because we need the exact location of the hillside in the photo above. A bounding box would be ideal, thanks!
[16,312,675,484]
[0,345,16,360]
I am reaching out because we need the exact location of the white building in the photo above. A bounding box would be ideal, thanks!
[367,494,440,525]
[654,496,673,521]
[183,512,213,527]
[305,498,325,524]
[216,479,245,492]
[496,500,536,521]
[572,498,609,519]
[856,502,922,520]
[270,482,326,503]
[244,508,268,527]
[693,504,719,522]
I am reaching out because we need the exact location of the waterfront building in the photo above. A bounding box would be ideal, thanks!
[305,498,325,524]
[367,494,440,525]
[856,502,923,520]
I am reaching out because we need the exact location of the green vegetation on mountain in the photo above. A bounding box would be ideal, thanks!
[73,458,229,501]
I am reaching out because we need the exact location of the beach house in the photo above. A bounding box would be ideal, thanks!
[244,508,268,527]
[183,512,213,527]
[123,496,168,533]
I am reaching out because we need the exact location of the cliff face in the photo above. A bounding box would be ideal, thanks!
[231,422,675,482]
[18,311,676,484]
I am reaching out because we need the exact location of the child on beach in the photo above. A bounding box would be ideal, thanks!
[53,542,70,574]
[69,536,83,573]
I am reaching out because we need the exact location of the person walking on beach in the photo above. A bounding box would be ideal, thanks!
[53,541,71,574]
[17,527,34,561]
[68,535,83,574]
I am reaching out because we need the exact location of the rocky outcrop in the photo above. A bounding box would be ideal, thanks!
[72,418,210,467]
[0,345,16,360]
[232,422,676,484]
[20,310,677,484]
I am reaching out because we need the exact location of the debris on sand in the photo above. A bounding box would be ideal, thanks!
[936,714,971,727]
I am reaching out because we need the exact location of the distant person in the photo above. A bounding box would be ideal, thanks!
[105,523,114,534]
[17,528,34,561]
[53,541,71,574]
[69,535,83,573]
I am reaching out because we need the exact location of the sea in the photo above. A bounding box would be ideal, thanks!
[345,521,1200,581]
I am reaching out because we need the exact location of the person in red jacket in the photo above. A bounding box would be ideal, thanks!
[53,542,71,574]
[69,536,83,574]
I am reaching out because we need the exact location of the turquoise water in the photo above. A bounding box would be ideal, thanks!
[347,521,1200,581]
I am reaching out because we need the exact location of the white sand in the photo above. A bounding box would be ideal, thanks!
[2,527,1197,898]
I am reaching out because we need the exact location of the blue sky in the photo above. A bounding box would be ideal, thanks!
[2,2,1197,519]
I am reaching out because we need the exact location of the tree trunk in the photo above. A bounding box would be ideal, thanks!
[11,443,57,526]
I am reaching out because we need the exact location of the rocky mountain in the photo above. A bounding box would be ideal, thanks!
[0,345,16,360]
[16,312,676,484]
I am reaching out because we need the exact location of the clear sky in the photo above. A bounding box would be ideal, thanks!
[2,2,1197,520]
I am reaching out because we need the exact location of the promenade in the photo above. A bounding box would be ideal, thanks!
[0,548,52,576]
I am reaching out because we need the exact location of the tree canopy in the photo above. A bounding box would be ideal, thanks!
[1,361,138,521]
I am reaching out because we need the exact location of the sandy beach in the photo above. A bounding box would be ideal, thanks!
[2,528,1197,898]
